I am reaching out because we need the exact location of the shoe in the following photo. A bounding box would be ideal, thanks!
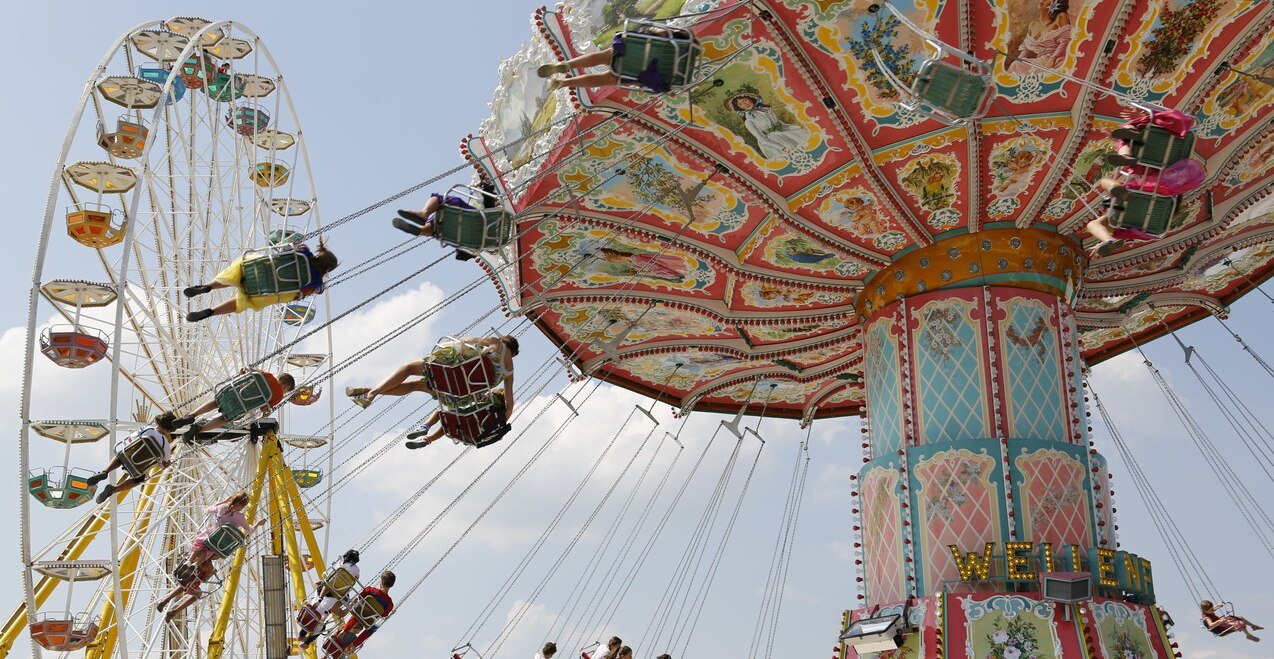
[392,217,423,236]
[186,309,214,323]
[345,387,373,408]
[405,439,432,449]
[1110,127,1141,143]
[396,209,432,225]
[1106,153,1139,167]
[1107,184,1130,201]
[406,425,433,440]
[172,415,195,429]
[537,62,569,78]
[183,284,211,298]
[182,423,205,444]
[548,78,566,91]
[85,471,108,487]
[95,483,117,504]
[1090,238,1125,258]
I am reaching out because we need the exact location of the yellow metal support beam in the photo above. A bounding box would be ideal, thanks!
[207,436,274,659]
[281,461,326,578]
[85,472,167,659]
[0,503,114,656]
[270,452,317,659]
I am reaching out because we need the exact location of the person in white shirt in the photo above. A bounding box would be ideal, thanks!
[299,550,363,649]
[86,412,180,503]
[535,641,557,659]
[583,637,622,659]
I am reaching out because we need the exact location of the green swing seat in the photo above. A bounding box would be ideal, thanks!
[117,431,167,480]
[1125,125,1196,169]
[292,469,322,489]
[434,184,515,253]
[27,468,97,509]
[205,524,249,559]
[913,60,991,120]
[612,20,702,91]
[240,248,310,297]
[1109,192,1178,237]
[214,371,274,422]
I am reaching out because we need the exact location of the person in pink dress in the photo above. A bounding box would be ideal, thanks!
[1201,600,1262,642]
[183,493,266,568]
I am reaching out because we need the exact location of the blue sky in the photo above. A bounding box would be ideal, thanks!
[0,3,1270,658]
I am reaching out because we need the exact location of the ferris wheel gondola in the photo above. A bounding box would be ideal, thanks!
[7,17,336,659]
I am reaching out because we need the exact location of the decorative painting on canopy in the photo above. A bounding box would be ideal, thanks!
[1109,0,1263,103]
[731,278,854,312]
[988,0,1100,103]
[983,122,1066,222]
[1195,39,1274,139]
[740,315,851,345]
[812,184,909,251]
[526,220,718,294]
[748,223,871,278]
[545,299,734,346]
[653,16,842,185]
[876,136,966,231]
[612,349,749,390]
[783,0,947,129]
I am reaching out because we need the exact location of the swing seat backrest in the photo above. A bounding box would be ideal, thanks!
[612,22,701,90]
[1128,125,1195,169]
[215,371,274,422]
[425,342,498,397]
[1109,192,1177,237]
[349,593,387,627]
[319,566,358,598]
[206,524,249,559]
[240,248,310,297]
[439,406,507,448]
[435,205,515,253]
[912,59,991,119]
[117,431,166,479]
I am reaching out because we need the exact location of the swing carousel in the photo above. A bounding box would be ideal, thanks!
[463,0,1273,657]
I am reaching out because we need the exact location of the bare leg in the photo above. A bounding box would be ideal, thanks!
[209,281,230,291]
[1086,216,1115,243]
[165,593,201,619]
[563,49,613,70]
[110,477,145,498]
[551,71,621,91]
[191,399,219,417]
[208,299,237,318]
[197,415,228,433]
[367,361,431,400]
[156,586,184,612]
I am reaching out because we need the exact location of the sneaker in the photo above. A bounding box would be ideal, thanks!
[392,217,423,236]
[84,471,108,487]
[95,483,117,504]
[1090,238,1125,258]
[537,62,569,78]
[186,309,214,323]
[404,439,431,450]
[181,423,205,444]
[405,425,433,440]
[1110,127,1141,143]
[171,415,196,429]
[183,284,211,298]
[1106,153,1139,167]
[345,387,373,408]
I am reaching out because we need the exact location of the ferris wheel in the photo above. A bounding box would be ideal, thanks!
[7,17,337,659]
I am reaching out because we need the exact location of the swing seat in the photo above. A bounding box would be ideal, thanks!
[65,204,126,248]
[439,408,510,449]
[292,469,323,489]
[318,566,358,598]
[1109,192,1177,238]
[424,341,499,397]
[214,371,275,422]
[137,64,186,103]
[240,248,310,297]
[282,302,317,326]
[291,386,322,406]
[251,162,291,188]
[27,467,97,509]
[179,53,218,90]
[297,602,324,633]
[39,327,110,369]
[269,228,305,245]
[30,613,99,651]
[349,593,388,627]
[612,19,701,91]
[116,430,167,480]
[96,118,149,159]
[912,59,992,120]
[432,184,515,253]
[321,631,357,658]
[205,73,245,102]
[1125,125,1195,169]
[227,107,270,136]
[205,524,249,558]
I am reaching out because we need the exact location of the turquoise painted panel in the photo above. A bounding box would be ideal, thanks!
[999,298,1065,441]
[864,316,903,454]
[911,298,989,442]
